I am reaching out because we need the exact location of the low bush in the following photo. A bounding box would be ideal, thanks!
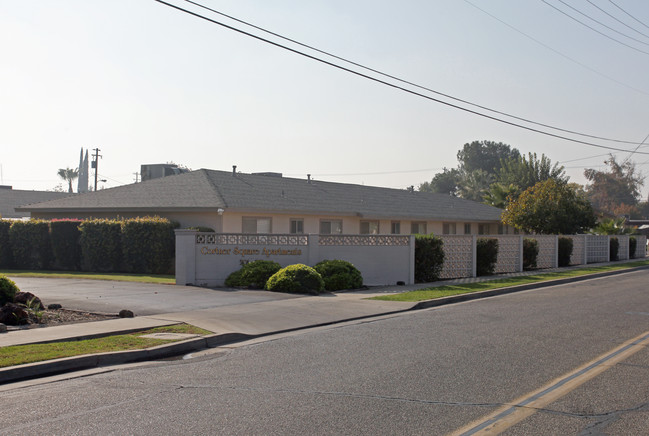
[0,274,20,306]
[610,237,619,261]
[414,234,445,282]
[558,237,573,267]
[314,259,363,291]
[523,238,539,270]
[225,260,282,288]
[477,238,498,276]
[629,237,637,259]
[265,264,325,294]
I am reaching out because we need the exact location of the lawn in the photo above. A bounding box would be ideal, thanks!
[0,269,175,284]
[0,324,212,368]
[371,260,649,302]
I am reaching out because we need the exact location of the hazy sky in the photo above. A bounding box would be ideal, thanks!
[2,0,649,198]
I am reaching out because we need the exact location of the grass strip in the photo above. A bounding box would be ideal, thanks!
[371,260,649,302]
[0,324,212,368]
[0,269,175,284]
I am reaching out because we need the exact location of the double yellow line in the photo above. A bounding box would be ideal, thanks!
[451,329,649,435]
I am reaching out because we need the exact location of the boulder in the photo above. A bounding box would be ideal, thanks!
[14,292,45,310]
[47,303,63,310]
[0,323,7,333]
[119,309,134,318]
[0,303,30,326]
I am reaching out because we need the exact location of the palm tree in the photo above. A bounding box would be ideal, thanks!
[57,167,79,193]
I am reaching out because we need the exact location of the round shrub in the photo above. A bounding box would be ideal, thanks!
[0,275,20,306]
[414,234,445,282]
[265,264,325,294]
[225,260,282,289]
[558,237,573,267]
[314,259,363,291]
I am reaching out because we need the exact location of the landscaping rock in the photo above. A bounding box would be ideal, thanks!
[14,292,45,310]
[47,303,63,310]
[0,303,30,326]
[0,323,6,333]
[119,309,134,318]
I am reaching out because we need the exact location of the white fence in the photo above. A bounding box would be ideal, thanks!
[175,231,415,287]
[176,231,647,287]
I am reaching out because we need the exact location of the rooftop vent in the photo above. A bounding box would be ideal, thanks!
[232,165,237,176]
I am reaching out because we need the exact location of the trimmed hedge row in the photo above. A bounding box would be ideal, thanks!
[0,217,177,274]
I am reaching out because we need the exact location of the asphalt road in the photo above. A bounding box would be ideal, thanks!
[3,270,649,435]
[10,277,300,315]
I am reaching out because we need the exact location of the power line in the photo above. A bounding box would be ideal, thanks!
[464,0,649,96]
[608,0,649,31]
[154,0,649,154]
[556,0,649,47]
[586,0,649,41]
[540,0,649,55]
[185,0,649,144]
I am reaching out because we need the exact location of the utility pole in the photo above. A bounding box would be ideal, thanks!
[91,148,102,191]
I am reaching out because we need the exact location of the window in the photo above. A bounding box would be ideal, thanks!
[411,221,427,234]
[478,223,489,235]
[498,224,507,235]
[443,222,457,235]
[290,218,304,234]
[320,219,343,234]
[464,223,472,235]
[391,221,401,234]
[360,220,380,234]
[242,217,272,234]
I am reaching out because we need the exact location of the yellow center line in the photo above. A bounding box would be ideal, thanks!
[450,329,649,436]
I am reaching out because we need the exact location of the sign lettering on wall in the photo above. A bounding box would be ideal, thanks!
[200,246,302,257]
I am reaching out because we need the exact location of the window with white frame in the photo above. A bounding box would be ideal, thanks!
[290,218,304,234]
[443,222,457,235]
[242,217,272,234]
[360,220,380,234]
[320,219,343,234]
[391,221,401,234]
[464,223,472,235]
[411,221,427,234]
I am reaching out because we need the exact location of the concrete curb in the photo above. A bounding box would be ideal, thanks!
[1,264,647,385]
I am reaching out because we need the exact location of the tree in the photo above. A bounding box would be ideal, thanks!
[502,179,596,234]
[456,140,520,177]
[590,217,633,235]
[496,152,568,195]
[483,183,518,209]
[457,169,492,202]
[584,155,644,216]
[418,167,460,195]
[57,168,79,193]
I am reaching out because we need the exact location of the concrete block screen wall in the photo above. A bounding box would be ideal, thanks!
[175,231,416,287]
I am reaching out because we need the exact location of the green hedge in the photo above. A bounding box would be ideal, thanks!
[558,237,573,267]
[523,238,539,270]
[477,238,498,276]
[610,237,619,261]
[121,217,177,274]
[265,264,325,294]
[79,219,123,272]
[629,237,637,259]
[0,220,12,268]
[8,220,51,269]
[414,234,445,282]
[50,219,82,270]
[314,259,363,291]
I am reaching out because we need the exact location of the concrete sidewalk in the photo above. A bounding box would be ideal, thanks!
[1,259,647,384]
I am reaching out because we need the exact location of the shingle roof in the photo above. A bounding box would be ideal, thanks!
[0,188,72,219]
[18,169,503,221]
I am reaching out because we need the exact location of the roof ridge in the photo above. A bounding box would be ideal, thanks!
[200,169,228,207]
